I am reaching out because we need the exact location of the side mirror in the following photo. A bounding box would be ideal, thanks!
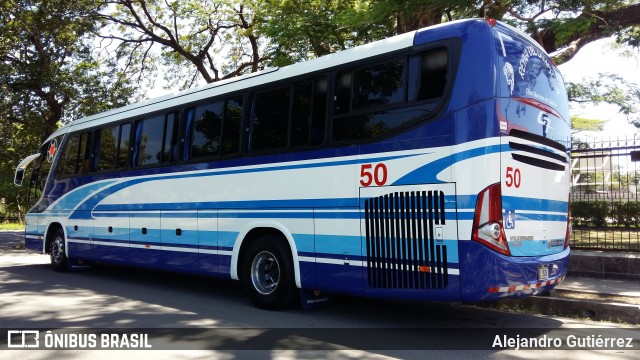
[14,153,41,186]
[14,168,25,186]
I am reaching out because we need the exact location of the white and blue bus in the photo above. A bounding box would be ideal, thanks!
[15,18,570,310]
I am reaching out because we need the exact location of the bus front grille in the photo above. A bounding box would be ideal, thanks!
[364,190,448,290]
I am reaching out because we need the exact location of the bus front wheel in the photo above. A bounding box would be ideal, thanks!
[241,236,298,310]
[49,228,68,272]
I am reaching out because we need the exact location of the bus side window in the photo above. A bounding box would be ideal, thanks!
[93,123,130,172]
[182,108,195,160]
[191,101,224,159]
[352,60,405,109]
[289,77,328,147]
[251,87,290,151]
[222,98,242,156]
[117,123,130,169]
[291,82,312,147]
[134,115,164,167]
[162,112,179,163]
[96,125,119,171]
[58,134,81,177]
[417,48,448,101]
[91,130,100,172]
[334,70,352,115]
[311,78,328,145]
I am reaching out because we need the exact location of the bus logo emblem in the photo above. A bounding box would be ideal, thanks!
[537,112,551,138]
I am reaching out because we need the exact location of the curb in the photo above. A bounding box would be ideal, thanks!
[489,295,640,324]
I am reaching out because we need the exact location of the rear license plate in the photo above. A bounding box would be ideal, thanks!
[538,265,549,281]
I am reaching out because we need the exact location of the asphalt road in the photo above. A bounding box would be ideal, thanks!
[0,230,638,359]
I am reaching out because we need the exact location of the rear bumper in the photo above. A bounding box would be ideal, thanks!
[459,241,569,301]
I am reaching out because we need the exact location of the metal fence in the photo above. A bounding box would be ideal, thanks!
[570,136,640,251]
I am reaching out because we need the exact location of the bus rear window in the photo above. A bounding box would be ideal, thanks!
[497,31,568,115]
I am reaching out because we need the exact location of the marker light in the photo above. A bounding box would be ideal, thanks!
[486,18,497,27]
[472,183,511,256]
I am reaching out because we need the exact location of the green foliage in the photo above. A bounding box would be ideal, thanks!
[540,16,596,46]
[566,73,640,128]
[572,201,640,228]
[571,116,607,132]
[0,0,136,217]
[610,201,640,227]
[98,0,266,88]
[257,0,395,66]
[571,201,610,227]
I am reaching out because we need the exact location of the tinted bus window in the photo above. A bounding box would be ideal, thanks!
[222,98,242,156]
[191,101,224,158]
[332,50,448,142]
[117,123,131,169]
[291,82,312,147]
[58,132,91,176]
[135,115,164,166]
[97,126,119,171]
[497,32,566,110]
[162,112,179,162]
[252,87,290,151]
[94,123,129,172]
[353,60,404,109]
[334,71,351,115]
[417,48,448,100]
[311,78,328,145]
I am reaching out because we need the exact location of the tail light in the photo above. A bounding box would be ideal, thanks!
[472,183,511,256]
[564,196,571,250]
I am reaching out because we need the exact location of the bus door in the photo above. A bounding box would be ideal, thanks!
[496,27,571,260]
[360,183,460,300]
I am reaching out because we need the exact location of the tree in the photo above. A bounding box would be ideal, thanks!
[0,0,136,140]
[567,73,640,128]
[571,116,607,134]
[257,0,395,66]
[96,0,269,89]
[259,1,640,66]
[258,1,640,133]
[0,0,136,218]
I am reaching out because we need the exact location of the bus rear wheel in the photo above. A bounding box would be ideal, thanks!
[49,228,68,272]
[242,236,298,310]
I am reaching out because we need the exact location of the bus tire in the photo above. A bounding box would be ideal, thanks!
[241,236,298,310]
[49,228,68,272]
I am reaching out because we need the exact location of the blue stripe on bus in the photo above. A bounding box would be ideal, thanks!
[457,195,568,213]
[393,144,508,185]
[65,153,422,218]
[81,208,564,223]
[502,196,568,213]
[50,180,118,212]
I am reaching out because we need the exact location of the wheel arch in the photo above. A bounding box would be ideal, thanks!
[230,222,301,289]
[44,221,66,255]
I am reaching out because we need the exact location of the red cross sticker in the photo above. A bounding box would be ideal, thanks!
[47,140,57,162]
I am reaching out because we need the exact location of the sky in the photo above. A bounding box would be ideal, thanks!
[558,37,640,140]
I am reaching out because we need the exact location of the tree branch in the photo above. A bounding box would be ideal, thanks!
[542,3,640,64]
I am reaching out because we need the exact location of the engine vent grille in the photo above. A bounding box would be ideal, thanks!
[364,190,448,289]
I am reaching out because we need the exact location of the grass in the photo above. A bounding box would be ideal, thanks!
[0,222,25,231]
[571,228,640,251]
